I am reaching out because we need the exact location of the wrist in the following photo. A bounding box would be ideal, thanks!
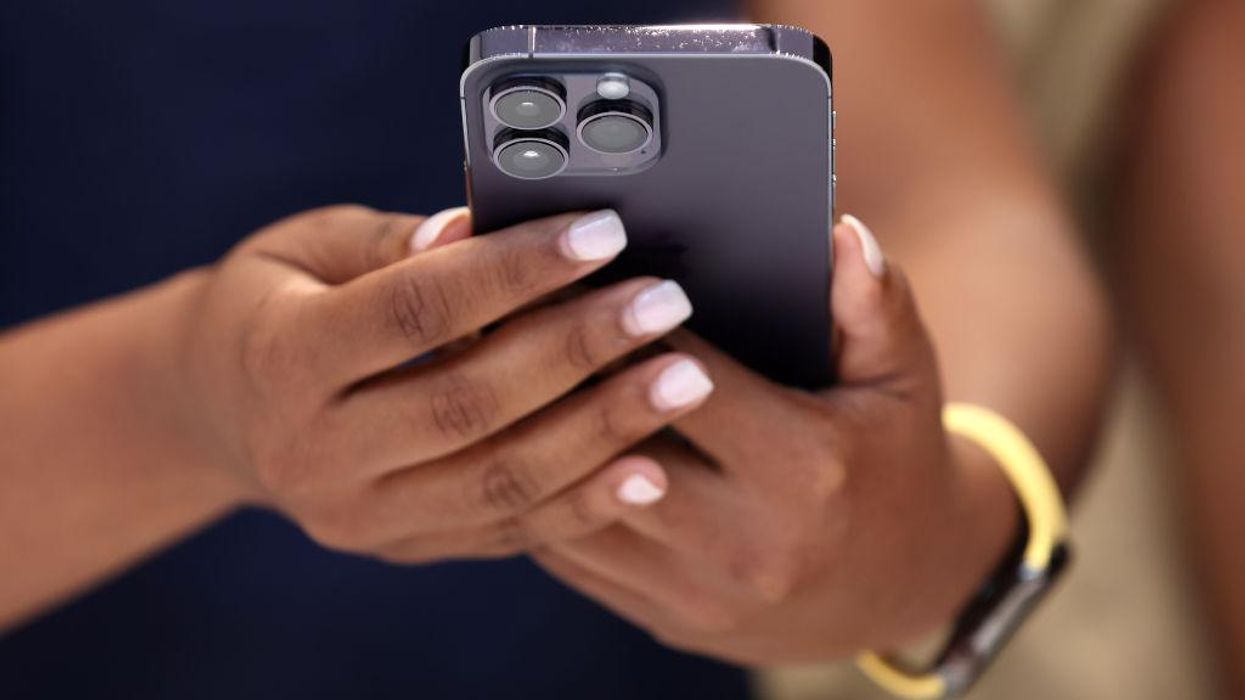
[937,432,1023,615]
[121,269,255,509]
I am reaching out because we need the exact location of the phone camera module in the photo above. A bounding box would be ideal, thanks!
[490,79,566,130]
[493,129,569,180]
[577,101,654,155]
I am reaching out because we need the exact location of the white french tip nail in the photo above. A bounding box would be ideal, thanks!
[842,214,886,277]
[650,359,714,412]
[563,210,627,261]
[410,206,470,253]
[623,280,693,337]
[617,474,666,506]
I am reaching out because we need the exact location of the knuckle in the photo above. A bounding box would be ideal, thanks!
[749,557,802,605]
[805,459,848,502]
[493,244,538,296]
[365,214,406,271]
[387,272,452,348]
[593,390,650,446]
[475,455,542,514]
[428,373,500,442]
[237,291,294,396]
[562,317,604,371]
[567,488,601,530]
[491,516,534,553]
[728,546,803,605]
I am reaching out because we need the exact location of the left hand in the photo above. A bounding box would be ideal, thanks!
[532,216,1017,664]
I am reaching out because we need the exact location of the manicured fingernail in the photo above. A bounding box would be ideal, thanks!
[563,210,627,261]
[411,206,470,253]
[623,280,692,336]
[650,359,714,411]
[617,474,666,505]
[842,214,886,277]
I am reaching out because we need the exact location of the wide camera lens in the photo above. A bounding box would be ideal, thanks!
[493,129,569,180]
[490,80,566,130]
[577,101,653,155]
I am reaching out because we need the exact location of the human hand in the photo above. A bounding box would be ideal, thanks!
[533,216,1017,663]
[170,205,714,562]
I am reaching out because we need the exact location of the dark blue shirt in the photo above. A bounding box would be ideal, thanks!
[0,2,750,698]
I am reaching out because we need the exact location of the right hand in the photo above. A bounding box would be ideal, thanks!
[171,205,713,563]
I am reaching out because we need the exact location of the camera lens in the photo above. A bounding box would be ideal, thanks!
[493,129,569,180]
[577,101,654,155]
[490,80,566,130]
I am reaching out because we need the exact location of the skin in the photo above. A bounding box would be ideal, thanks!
[0,206,710,629]
[530,0,1112,660]
[0,0,1111,671]
[1110,0,1245,694]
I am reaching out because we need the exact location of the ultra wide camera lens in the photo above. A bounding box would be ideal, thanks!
[493,129,569,180]
[490,80,566,130]
[577,101,654,155]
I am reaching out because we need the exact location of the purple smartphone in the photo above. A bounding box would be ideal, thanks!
[460,24,834,388]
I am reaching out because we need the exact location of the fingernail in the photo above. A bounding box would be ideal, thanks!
[623,280,692,337]
[563,210,627,261]
[842,214,886,277]
[411,206,470,253]
[617,474,666,505]
[650,359,714,411]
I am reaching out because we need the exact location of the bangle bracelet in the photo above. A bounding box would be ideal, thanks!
[855,402,1072,699]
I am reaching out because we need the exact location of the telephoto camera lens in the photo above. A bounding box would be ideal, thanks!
[577,100,654,155]
[493,129,569,180]
[490,79,566,130]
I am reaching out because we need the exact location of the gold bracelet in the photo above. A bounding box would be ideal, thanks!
[855,403,1071,699]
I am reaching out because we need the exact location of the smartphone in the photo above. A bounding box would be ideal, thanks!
[460,24,834,388]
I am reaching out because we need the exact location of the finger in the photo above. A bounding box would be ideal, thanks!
[409,206,474,253]
[329,278,698,471]
[502,456,667,545]
[531,548,676,631]
[832,215,938,391]
[620,438,815,604]
[552,526,743,633]
[376,457,667,561]
[300,209,629,386]
[613,438,737,553]
[246,204,470,285]
[358,353,713,540]
[662,330,829,468]
[538,546,805,666]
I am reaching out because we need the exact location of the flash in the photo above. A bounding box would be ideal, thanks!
[596,73,631,100]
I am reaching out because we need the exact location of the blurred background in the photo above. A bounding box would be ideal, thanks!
[2,0,1239,698]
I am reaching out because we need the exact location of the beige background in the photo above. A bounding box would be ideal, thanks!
[760,1,1221,697]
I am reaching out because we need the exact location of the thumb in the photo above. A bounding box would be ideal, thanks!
[831,214,939,393]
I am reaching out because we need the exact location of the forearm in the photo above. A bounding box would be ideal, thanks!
[0,271,244,630]
[750,0,1111,608]
[752,0,1110,490]
[1113,0,1245,693]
